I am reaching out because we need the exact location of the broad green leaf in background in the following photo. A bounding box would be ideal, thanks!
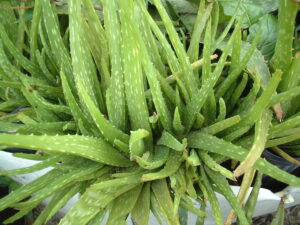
[219,0,278,28]
[247,14,277,60]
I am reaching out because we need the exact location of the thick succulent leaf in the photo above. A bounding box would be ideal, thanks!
[199,167,223,225]
[106,184,143,225]
[33,182,85,225]
[103,0,126,131]
[152,178,180,225]
[0,156,60,176]
[131,183,151,225]
[188,132,300,187]
[0,134,132,167]
[59,182,139,225]
[142,151,182,181]
[234,110,272,177]
[78,79,129,145]
[205,167,249,225]
[129,129,149,159]
[157,131,186,151]
[14,162,102,209]
[0,169,62,211]
[184,19,241,131]
[134,146,169,170]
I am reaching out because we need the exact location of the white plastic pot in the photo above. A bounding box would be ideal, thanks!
[0,151,299,225]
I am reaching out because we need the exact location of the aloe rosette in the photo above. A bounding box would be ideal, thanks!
[0,0,299,224]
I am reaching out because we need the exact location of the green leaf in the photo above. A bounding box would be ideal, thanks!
[157,131,187,151]
[78,79,129,146]
[205,167,249,225]
[142,151,182,181]
[134,146,169,170]
[131,183,151,225]
[152,178,180,225]
[0,156,59,176]
[0,169,62,212]
[219,0,276,28]
[106,184,143,225]
[0,134,132,167]
[188,132,300,187]
[33,182,85,225]
[247,14,277,60]
[130,129,149,159]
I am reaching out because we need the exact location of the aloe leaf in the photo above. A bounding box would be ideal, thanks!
[216,29,262,99]
[29,0,41,63]
[199,167,223,225]
[266,133,300,148]
[268,87,300,107]
[0,23,41,76]
[229,73,248,111]
[187,1,213,62]
[40,0,73,83]
[103,0,126,131]
[157,131,186,151]
[106,184,143,225]
[188,132,300,187]
[0,156,59,176]
[199,151,234,181]
[0,99,28,112]
[202,115,241,135]
[202,19,215,124]
[69,0,104,112]
[118,0,152,149]
[173,107,185,135]
[142,151,182,181]
[91,173,143,190]
[33,182,85,225]
[128,7,173,133]
[180,197,205,218]
[150,190,165,225]
[212,1,240,51]
[152,178,180,225]
[0,169,62,211]
[59,182,138,225]
[17,121,76,135]
[225,168,255,225]
[184,18,241,132]
[269,115,300,138]
[131,183,151,225]
[82,0,110,94]
[270,0,298,72]
[153,0,197,98]
[78,79,129,145]
[60,70,94,135]
[35,49,57,85]
[216,98,226,122]
[130,129,149,159]
[0,134,132,167]
[14,162,102,209]
[136,3,166,77]
[205,167,249,225]
[244,172,263,223]
[3,205,36,224]
[270,199,285,225]
[136,0,180,75]
[134,146,169,170]
[229,70,282,135]
[234,110,272,177]
[20,85,59,122]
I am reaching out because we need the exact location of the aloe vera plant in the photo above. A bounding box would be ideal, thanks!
[0,0,299,224]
